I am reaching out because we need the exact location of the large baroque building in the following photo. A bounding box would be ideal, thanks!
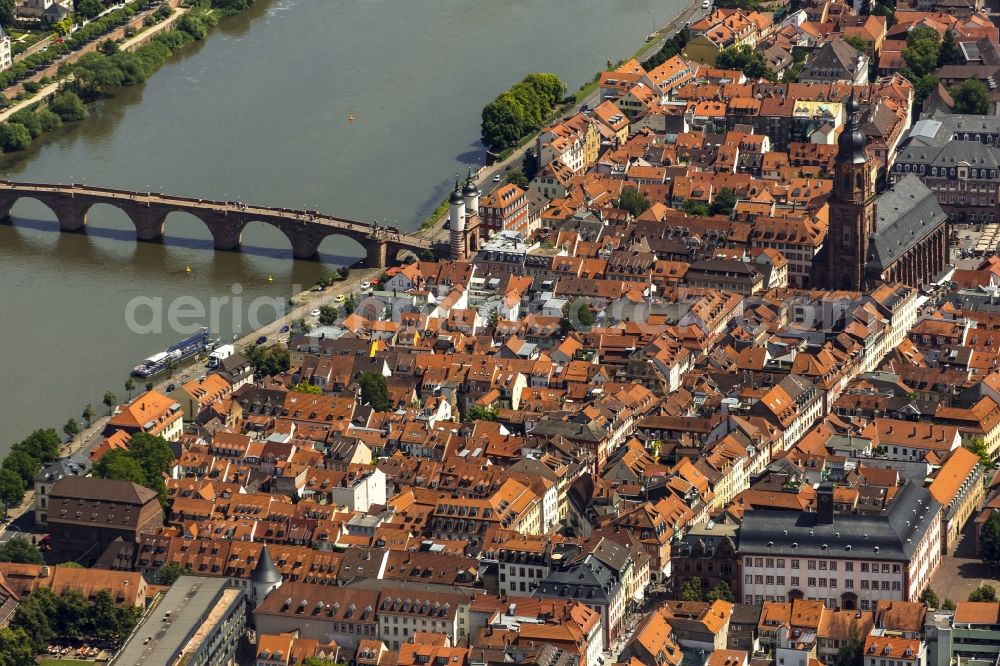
[816,93,948,290]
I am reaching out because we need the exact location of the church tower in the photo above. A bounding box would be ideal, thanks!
[824,91,877,291]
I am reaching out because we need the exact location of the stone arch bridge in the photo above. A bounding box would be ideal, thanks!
[0,181,437,265]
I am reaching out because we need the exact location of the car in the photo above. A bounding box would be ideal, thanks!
[335,294,346,303]
[279,325,290,333]
[580,104,589,112]
[702,0,711,7]
[165,383,176,393]
[255,335,267,344]
[493,174,501,182]
[310,309,321,317]
[361,281,372,290]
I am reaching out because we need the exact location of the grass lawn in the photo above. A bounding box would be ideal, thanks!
[38,659,98,666]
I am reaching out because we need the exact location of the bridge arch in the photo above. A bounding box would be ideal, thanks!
[317,233,367,265]
[2,195,61,228]
[238,218,297,259]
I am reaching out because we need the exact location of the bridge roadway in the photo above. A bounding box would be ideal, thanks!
[0,180,437,265]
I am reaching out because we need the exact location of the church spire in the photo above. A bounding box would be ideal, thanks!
[837,90,867,165]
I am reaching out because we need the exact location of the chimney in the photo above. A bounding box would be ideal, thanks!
[816,481,835,525]
[40,565,50,578]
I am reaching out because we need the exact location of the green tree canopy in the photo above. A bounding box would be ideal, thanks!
[920,587,940,609]
[49,91,89,122]
[1,450,41,485]
[684,199,711,216]
[63,418,81,441]
[967,437,994,469]
[711,188,738,216]
[679,577,704,601]
[0,536,44,564]
[481,73,565,152]
[707,580,734,602]
[245,344,290,377]
[717,45,774,80]
[505,169,530,189]
[93,449,148,486]
[0,626,35,666]
[902,26,941,79]
[0,469,26,511]
[938,30,960,67]
[0,0,15,28]
[832,624,864,666]
[969,584,997,602]
[292,382,323,394]
[318,304,339,325]
[981,511,1000,567]
[13,428,61,463]
[359,371,391,411]
[942,598,956,610]
[0,123,31,152]
[842,35,869,53]
[617,187,651,217]
[951,79,990,115]
[464,405,499,422]
[154,562,192,585]
[75,0,105,19]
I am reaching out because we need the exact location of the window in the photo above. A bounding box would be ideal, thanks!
[808,577,817,586]
[819,561,827,570]
[792,559,799,569]
[861,563,869,573]
[830,562,837,571]
[845,562,853,572]
[845,579,853,589]
[861,580,869,589]
[792,577,800,586]
[777,559,785,567]
[808,561,817,570]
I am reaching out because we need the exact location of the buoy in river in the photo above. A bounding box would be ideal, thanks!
[267,274,273,283]
[348,114,355,123]
[185,266,191,274]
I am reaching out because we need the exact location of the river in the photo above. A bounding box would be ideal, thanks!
[0,0,682,449]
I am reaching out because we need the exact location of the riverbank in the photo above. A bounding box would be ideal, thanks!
[0,264,378,533]
[419,0,704,232]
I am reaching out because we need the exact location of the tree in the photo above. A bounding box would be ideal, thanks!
[93,449,147,486]
[125,377,136,398]
[302,658,339,666]
[707,580,734,602]
[0,536,44,564]
[244,344,290,377]
[9,588,53,653]
[464,405,499,422]
[55,590,90,640]
[678,577,704,601]
[716,45,773,80]
[951,79,990,115]
[967,437,994,469]
[99,39,120,56]
[684,199,711,216]
[292,381,323,394]
[0,0,15,29]
[49,91,89,122]
[0,469,26,512]
[145,382,154,392]
[710,188,738,216]
[75,0,105,19]
[154,562,192,585]
[981,511,1000,567]
[942,598,956,610]
[343,293,356,316]
[842,35,869,54]
[82,404,95,426]
[938,30,960,67]
[0,627,35,666]
[9,109,42,139]
[832,624,864,666]
[63,418,81,441]
[103,390,118,414]
[0,123,31,152]
[561,298,594,333]
[969,584,997,602]
[13,429,61,463]
[482,92,528,153]
[318,304,338,325]
[505,169,530,189]
[902,26,941,79]
[359,371,391,411]
[2,450,40,484]
[617,187,651,217]
[920,588,940,609]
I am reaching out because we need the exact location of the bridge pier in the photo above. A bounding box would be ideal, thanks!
[211,224,242,253]
[364,238,387,267]
[0,196,14,223]
[291,234,321,261]
[55,205,88,233]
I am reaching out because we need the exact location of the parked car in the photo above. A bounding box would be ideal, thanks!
[310,309,321,317]
[165,383,176,393]
[335,294,346,303]
[255,335,267,344]
[493,174,501,182]
[279,325,290,333]
[361,281,372,291]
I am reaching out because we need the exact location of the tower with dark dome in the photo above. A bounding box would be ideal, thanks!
[250,544,282,612]
[819,90,878,291]
[449,170,482,260]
